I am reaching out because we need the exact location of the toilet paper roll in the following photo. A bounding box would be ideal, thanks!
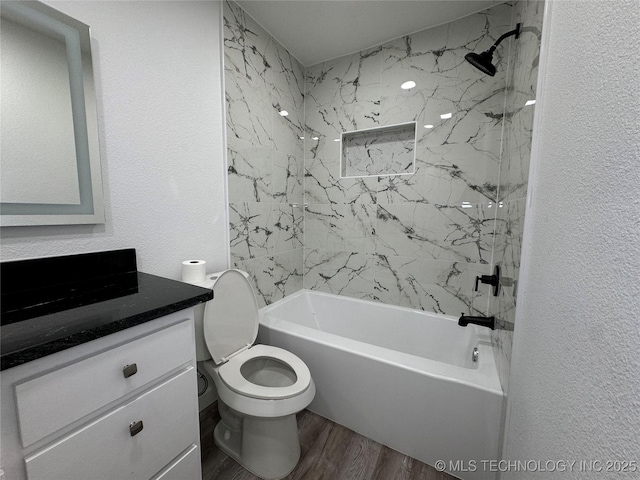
[181,260,206,283]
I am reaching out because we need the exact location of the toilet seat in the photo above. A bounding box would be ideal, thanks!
[219,344,312,400]
[202,270,313,403]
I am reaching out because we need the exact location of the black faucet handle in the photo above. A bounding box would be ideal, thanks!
[475,274,494,290]
[474,266,501,296]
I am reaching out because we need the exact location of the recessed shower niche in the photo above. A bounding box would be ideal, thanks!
[340,122,417,178]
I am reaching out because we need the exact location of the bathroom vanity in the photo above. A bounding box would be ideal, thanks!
[0,249,212,480]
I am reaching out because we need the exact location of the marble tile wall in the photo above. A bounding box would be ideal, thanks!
[303,3,515,316]
[224,1,305,307]
[490,0,545,393]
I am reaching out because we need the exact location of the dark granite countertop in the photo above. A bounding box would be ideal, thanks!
[1,250,213,370]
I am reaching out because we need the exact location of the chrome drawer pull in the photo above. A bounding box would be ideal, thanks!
[122,364,138,378]
[129,420,143,437]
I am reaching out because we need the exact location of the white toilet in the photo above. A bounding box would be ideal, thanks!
[190,269,315,480]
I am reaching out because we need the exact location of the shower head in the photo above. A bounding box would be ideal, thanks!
[465,50,497,76]
[465,23,521,76]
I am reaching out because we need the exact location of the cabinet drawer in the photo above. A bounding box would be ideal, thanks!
[25,367,198,480]
[151,444,200,480]
[16,319,194,447]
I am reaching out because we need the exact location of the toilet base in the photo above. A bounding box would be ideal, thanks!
[214,409,301,480]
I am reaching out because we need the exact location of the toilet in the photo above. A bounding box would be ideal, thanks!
[190,269,315,480]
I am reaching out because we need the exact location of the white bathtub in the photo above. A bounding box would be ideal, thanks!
[258,289,503,480]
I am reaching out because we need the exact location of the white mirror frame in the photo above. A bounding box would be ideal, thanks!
[0,1,104,227]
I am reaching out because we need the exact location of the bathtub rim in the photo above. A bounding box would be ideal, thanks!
[259,289,503,396]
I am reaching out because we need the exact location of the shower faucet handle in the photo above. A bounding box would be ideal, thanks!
[474,265,501,296]
[474,275,496,290]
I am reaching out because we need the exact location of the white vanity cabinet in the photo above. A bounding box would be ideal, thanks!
[0,309,202,480]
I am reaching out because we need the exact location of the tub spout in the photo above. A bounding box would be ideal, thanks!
[458,314,495,330]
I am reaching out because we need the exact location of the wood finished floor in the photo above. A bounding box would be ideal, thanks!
[200,402,458,480]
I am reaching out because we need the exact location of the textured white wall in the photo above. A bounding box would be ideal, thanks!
[0,1,228,278]
[503,1,640,477]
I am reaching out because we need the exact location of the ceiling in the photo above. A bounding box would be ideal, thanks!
[236,0,504,66]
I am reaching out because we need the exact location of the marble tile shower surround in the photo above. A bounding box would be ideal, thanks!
[224,0,541,355]
[303,2,515,316]
[224,0,305,307]
[490,0,544,393]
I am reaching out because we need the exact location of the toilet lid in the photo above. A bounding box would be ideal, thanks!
[203,270,259,364]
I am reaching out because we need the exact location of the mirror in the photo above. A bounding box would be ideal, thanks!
[0,0,104,226]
